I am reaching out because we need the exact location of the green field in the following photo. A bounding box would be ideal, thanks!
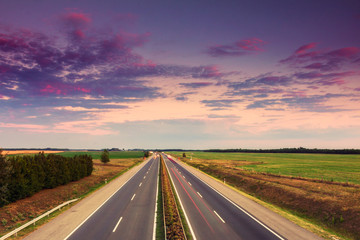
[55,151,144,160]
[172,151,360,184]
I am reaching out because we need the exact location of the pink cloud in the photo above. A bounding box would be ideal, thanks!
[0,123,46,130]
[327,47,360,58]
[281,43,360,71]
[235,38,266,51]
[295,42,317,55]
[206,38,266,57]
[191,65,222,78]
[39,83,91,96]
[61,12,91,27]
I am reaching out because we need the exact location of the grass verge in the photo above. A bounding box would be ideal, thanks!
[160,154,186,239]
[156,158,165,240]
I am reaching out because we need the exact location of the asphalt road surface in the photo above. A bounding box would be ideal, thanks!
[65,155,159,240]
[162,153,285,240]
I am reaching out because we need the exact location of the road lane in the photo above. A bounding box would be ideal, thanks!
[162,154,283,240]
[66,155,159,240]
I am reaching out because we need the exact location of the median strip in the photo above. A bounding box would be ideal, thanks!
[160,155,187,239]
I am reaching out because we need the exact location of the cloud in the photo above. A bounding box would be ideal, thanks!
[174,92,195,101]
[206,38,266,57]
[293,71,356,86]
[201,99,243,110]
[294,42,317,54]
[0,11,230,114]
[208,114,240,119]
[229,75,293,90]
[280,43,360,71]
[179,82,213,89]
[246,93,351,112]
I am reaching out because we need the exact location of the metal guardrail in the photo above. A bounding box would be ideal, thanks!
[0,198,79,240]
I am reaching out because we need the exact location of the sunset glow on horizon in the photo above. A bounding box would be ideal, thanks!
[1,0,359,149]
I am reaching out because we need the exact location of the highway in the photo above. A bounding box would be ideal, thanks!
[162,153,285,240]
[65,155,159,240]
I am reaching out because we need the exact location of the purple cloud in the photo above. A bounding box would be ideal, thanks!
[206,38,266,57]
[229,75,293,90]
[280,43,360,71]
[201,99,243,110]
[246,93,350,112]
[294,71,356,86]
[0,11,230,111]
[179,82,213,89]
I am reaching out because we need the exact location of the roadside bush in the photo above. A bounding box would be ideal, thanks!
[100,149,110,164]
[0,152,93,207]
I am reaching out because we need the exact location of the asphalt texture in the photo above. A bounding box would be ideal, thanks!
[65,156,159,240]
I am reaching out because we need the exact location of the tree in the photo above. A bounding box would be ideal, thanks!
[0,150,10,207]
[101,149,110,164]
[144,151,150,158]
[182,153,186,158]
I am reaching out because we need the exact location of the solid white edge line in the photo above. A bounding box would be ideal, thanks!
[162,154,197,240]
[197,192,203,198]
[169,155,285,240]
[131,194,136,201]
[152,157,159,240]
[213,211,225,223]
[112,217,123,232]
[64,158,153,240]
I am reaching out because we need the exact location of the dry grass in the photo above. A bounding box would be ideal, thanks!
[1,150,64,155]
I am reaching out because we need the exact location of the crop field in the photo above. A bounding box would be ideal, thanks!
[2,150,145,160]
[171,151,360,239]
[172,152,360,184]
[54,151,144,160]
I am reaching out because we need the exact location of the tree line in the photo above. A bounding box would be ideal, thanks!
[204,147,360,154]
[0,151,93,207]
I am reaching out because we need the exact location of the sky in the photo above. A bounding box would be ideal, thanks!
[0,0,360,149]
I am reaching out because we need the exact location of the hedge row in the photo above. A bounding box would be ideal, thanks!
[0,151,93,207]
